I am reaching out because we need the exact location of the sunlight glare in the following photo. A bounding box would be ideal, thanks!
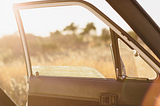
[0,0,36,37]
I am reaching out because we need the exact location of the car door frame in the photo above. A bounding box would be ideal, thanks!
[13,0,160,106]
[13,0,160,78]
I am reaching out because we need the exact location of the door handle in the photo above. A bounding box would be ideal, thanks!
[100,93,118,106]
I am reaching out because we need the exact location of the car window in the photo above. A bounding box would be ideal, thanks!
[118,39,157,80]
[20,5,116,78]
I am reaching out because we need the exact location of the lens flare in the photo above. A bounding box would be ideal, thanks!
[142,79,160,106]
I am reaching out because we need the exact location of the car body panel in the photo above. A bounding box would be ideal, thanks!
[0,87,17,106]
[28,76,160,106]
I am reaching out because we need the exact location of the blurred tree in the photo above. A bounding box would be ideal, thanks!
[80,22,96,35]
[63,22,78,35]
[50,30,62,37]
[101,28,110,43]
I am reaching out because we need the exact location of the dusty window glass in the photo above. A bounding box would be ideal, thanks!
[20,6,115,78]
[118,39,157,80]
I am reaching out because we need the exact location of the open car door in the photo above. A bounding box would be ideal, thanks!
[13,0,160,106]
[0,87,17,106]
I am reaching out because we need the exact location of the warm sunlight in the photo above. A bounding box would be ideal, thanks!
[0,0,33,37]
[0,0,159,37]
[0,0,159,106]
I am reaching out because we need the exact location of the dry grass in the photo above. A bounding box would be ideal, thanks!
[31,46,115,78]
[0,60,27,106]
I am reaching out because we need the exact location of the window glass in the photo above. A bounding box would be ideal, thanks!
[20,6,115,78]
[118,39,157,80]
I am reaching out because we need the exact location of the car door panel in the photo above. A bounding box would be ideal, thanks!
[0,87,17,106]
[28,76,158,106]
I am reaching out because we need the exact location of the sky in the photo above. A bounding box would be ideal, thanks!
[0,0,159,37]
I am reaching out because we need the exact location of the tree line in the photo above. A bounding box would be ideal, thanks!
[0,22,138,63]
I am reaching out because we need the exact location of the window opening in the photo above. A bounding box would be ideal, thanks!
[20,5,116,78]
